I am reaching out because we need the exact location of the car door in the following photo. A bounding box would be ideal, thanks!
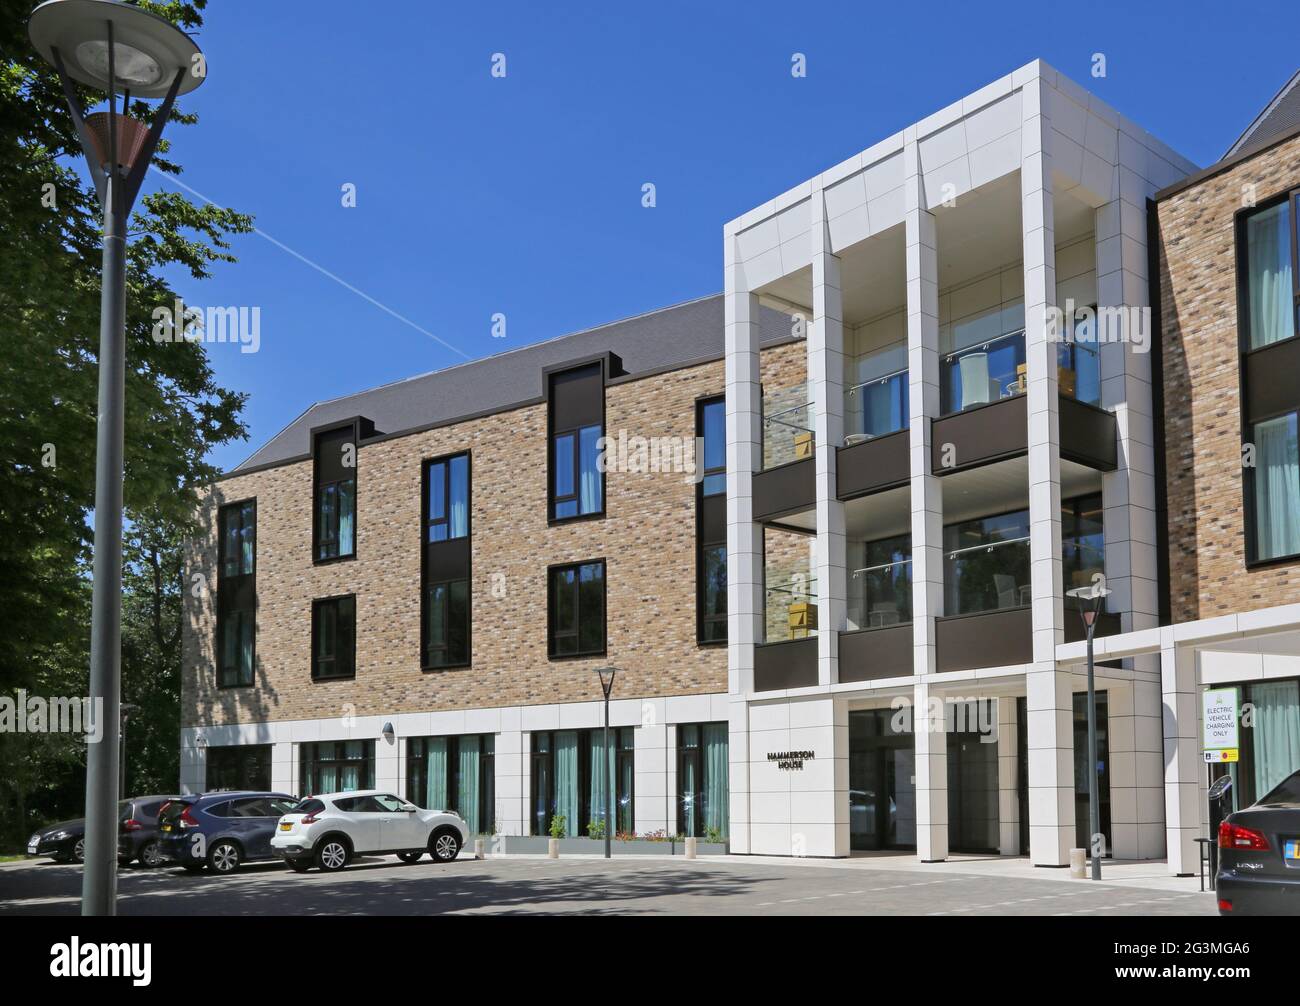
[228,798,273,858]
[333,796,383,852]
[374,793,423,850]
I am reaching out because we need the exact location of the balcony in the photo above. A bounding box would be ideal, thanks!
[754,381,816,522]
[765,576,818,644]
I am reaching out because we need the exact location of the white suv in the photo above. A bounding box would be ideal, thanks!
[272,790,469,872]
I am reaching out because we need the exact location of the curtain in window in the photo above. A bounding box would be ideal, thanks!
[579,425,602,514]
[240,504,255,572]
[338,480,355,555]
[703,723,729,838]
[449,456,468,538]
[317,761,337,794]
[457,739,479,833]
[617,745,633,834]
[239,612,253,683]
[680,727,699,838]
[340,741,364,791]
[1247,202,1295,350]
[588,732,615,833]
[425,737,448,809]
[1255,414,1300,560]
[1252,681,1300,798]
[554,731,580,837]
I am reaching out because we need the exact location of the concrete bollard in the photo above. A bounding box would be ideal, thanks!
[1069,847,1086,878]
[474,838,485,860]
[684,836,697,860]
[547,838,559,859]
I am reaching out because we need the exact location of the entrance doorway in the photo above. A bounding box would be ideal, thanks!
[947,699,999,854]
[849,709,916,850]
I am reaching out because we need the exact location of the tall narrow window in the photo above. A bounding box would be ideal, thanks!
[1244,199,1296,350]
[314,425,358,561]
[548,560,606,658]
[677,722,729,839]
[407,734,495,833]
[696,395,727,644]
[216,500,255,687]
[300,740,374,793]
[548,362,605,521]
[312,595,356,680]
[422,452,471,669]
[1253,411,1300,561]
[530,728,632,837]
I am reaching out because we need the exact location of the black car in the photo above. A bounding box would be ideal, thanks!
[26,794,177,866]
[1216,769,1300,915]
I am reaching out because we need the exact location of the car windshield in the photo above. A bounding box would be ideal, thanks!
[1259,771,1300,806]
[158,800,192,824]
[290,799,325,816]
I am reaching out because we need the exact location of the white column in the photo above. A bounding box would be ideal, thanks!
[1161,640,1201,875]
[271,740,293,796]
[904,135,948,862]
[809,183,847,686]
[913,681,948,861]
[997,697,1021,855]
[633,721,671,836]
[1023,77,1073,866]
[1107,682,1139,858]
[495,725,526,837]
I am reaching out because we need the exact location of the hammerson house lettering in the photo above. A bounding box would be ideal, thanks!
[768,750,815,771]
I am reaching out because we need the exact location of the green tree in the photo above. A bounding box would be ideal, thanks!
[0,0,250,849]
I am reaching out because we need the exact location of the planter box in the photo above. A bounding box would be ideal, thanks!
[677,841,727,856]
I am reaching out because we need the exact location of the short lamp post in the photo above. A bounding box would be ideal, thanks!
[1066,580,1111,881]
[594,667,620,858]
[28,0,207,917]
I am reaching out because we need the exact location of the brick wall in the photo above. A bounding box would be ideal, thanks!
[1156,132,1300,622]
[183,341,806,727]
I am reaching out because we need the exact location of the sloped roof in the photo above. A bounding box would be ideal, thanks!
[232,294,796,475]
[1223,69,1300,159]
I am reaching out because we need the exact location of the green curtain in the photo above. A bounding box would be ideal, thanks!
[425,737,448,810]
[588,732,615,834]
[1253,681,1300,798]
[680,725,699,838]
[703,723,729,837]
[554,731,580,837]
[1254,414,1300,561]
[617,741,633,834]
[458,739,480,833]
[1246,201,1295,350]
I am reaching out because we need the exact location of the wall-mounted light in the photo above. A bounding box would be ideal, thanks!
[381,721,395,743]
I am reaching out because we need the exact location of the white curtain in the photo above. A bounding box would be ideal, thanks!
[1253,682,1300,799]
[338,480,356,555]
[1255,414,1300,560]
[554,731,580,836]
[578,426,602,514]
[449,456,468,538]
[425,737,448,810]
[1247,202,1295,349]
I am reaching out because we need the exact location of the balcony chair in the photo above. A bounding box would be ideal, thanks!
[958,353,1002,410]
[993,574,1018,609]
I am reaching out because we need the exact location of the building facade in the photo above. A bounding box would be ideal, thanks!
[182,60,1300,871]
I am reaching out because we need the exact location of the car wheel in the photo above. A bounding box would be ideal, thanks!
[430,829,461,863]
[72,838,85,863]
[315,838,350,872]
[286,858,312,873]
[207,840,241,874]
[138,840,166,868]
[396,851,422,864]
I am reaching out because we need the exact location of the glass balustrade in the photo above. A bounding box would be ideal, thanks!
[762,382,814,469]
[765,576,818,643]
[848,557,912,630]
[844,368,909,442]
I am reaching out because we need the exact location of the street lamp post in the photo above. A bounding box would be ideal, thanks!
[28,0,206,916]
[1066,580,1111,882]
[594,667,619,859]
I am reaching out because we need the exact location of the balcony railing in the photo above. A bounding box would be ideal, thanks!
[941,329,1026,414]
[944,534,1031,616]
[844,367,909,442]
[848,557,912,629]
[762,382,813,469]
[765,576,817,643]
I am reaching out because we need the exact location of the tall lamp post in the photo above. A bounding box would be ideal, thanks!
[1066,580,1111,881]
[594,667,620,859]
[28,0,206,916]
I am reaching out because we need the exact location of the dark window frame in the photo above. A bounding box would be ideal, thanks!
[423,451,471,543]
[420,450,473,672]
[547,559,607,660]
[311,593,357,681]
[299,740,375,794]
[406,734,495,831]
[215,498,256,689]
[676,721,728,839]
[695,394,728,647]
[205,744,271,791]
[422,578,470,670]
[546,360,608,526]
[312,421,360,566]
[528,728,633,837]
[1235,188,1300,569]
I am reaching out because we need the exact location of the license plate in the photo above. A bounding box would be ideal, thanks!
[27,841,38,854]
[1285,840,1300,861]
[279,822,291,831]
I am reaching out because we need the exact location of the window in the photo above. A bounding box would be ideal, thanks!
[529,728,633,837]
[1251,412,1300,562]
[1057,305,1101,406]
[1242,198,1297,350]
[943,508,1031,616]
[548,560,605,658]
[851,533,912,629]
[407,734,495,834]
[206,744,271,791]
[216,500,255,687]
[696,395,727,644]
[548,362,605,521]
[424,579,470,668]
[425,453,469,542]
[677,723,728,839]
[1062,493,1106,590]
[299,740,374,794]
[312,595,356,680]
[314,425,357,561]
[1210,680,1300,811]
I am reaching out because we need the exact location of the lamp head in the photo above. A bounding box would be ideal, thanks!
[28,0,205,98]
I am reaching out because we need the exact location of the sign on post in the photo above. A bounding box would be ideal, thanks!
[1201,687,1240,763]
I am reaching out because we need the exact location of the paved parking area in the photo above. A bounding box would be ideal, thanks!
[0,855,1217,916]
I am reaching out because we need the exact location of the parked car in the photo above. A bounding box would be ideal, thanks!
[271,790,468,872]
[1216,769,1300,915]
[157,792,299,874]
[26,795,177,866]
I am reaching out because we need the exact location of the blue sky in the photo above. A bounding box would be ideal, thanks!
[152,0,1297,472]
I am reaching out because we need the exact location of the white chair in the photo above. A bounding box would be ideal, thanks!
[993,574,1017,609]
[958,353,1001,409]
